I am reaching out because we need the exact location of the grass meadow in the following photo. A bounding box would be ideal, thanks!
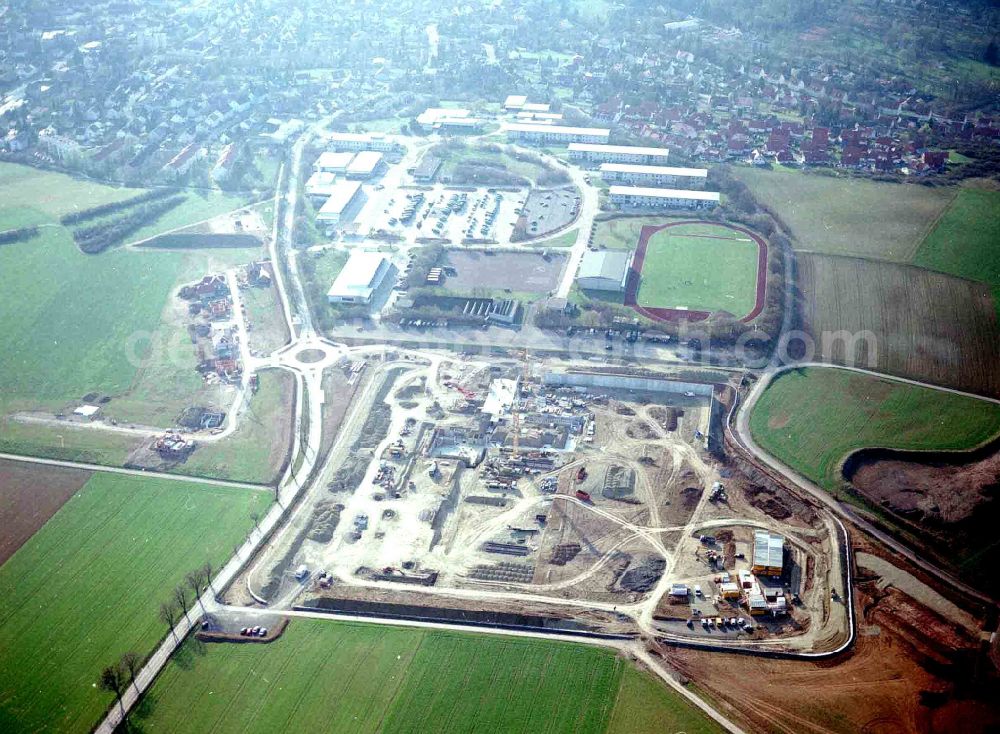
[735,166,955,260]
[748,366,1000,495]
[131,619,722,734]
[0,473,267,733]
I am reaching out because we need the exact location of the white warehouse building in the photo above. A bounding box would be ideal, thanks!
[316,180,364,224]
[609,185,720,211]
[599,163,708,188]
[346,151,385,179]
[506,123,610,145]
[568,143,670,166]
[327,251,391,304]
[576,250,634,292]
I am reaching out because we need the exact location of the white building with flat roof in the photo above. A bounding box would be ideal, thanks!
[504,95,528,110]
[316,180,363,224]
[506,123,610,145]
[314,150,354,173]
[305,171,339,201]
[326,131,396,152]
[568,143,671,166]
[346,151,385,179]
[415,108,483,132]
[327,251,391,304]
[576,250,634,292]
[609,185,720,210]
[599,163,708,187]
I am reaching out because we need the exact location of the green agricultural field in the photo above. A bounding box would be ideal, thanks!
[749,366,1000,495]
[913,188,1000,317]
[131,619,722,734]
[0,473,267,734]
[735,167,955,260]
[172,369,295,484]
[607,667,721,734]
[637,225,760,316]
[0,164,261,447]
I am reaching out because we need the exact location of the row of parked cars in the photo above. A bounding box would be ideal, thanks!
[239,626,268,637]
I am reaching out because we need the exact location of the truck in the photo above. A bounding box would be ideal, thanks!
[294,565,309,581]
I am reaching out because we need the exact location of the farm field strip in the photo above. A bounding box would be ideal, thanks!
[797,252,1000,398]
[0,473,267,734]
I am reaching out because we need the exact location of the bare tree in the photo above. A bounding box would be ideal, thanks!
[159,601,179,641]
[99,663,127,716]
[173,585,190,622]
[120,651,142,694]
[201,561,215,594]
[186,570,206,612]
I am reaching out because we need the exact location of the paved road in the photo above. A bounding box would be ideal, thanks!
[0,451,271,491]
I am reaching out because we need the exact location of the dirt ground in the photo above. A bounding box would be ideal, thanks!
[0,459,91,564]
[439,249,565,293]
[850,449,999,525]
[663,579,1000,734]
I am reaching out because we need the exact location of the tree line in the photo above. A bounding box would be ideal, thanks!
[98,561,215,722]
[60,188,178,225]
[0,226,39,245]
[73,196,186,254]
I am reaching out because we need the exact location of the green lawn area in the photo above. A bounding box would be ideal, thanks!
[592,215,687,250]
[748,366,1000,495]
[131,619,722,734]
[0,163,261,448]
[0,162,142,229]
[735,166,956,260]
[171,369,295,485]
[128,191,247,244]
[0,473,267,734]
[912,188,1000,316]
[637,227,760,316]
[529,227,579,248]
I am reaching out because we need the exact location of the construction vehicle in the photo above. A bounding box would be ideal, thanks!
[576,466,588,482]
[575,489,591,502]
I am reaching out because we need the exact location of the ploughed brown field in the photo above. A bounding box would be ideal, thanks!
[797,253,1000,397]
[663,558,999,734]
[0,459,91,565]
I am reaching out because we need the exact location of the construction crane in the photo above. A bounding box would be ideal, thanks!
[511,349,530,454]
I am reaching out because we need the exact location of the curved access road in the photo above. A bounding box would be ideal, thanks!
[733,361,999,607]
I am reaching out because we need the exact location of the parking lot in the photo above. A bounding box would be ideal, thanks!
[515,186,580,240]
[364,185,528,244]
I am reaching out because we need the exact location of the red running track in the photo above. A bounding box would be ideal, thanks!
[623,219,768,324]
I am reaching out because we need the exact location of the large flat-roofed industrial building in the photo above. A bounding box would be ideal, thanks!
[576,250,634,292]
[506,123,610,145]
[600,163,708,188]
[609,185,720,210]
[327,251,391,304]
[568,143,670,166]
[314,151,354,173]
[316,180,363,224]
[751,530,785,576]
